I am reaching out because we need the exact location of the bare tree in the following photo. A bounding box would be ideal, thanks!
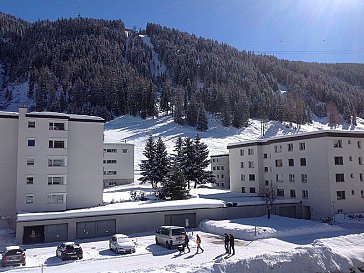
[259,183,277,219]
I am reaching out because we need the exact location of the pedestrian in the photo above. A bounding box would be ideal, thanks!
[195,234,204,253]
[229,234,235,255]
[224,233,230,254]
[184,233,190,253]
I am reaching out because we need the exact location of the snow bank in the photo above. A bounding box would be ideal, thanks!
[200,215,343,240]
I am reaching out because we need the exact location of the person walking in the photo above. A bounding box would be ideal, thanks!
[229,234,235,255]
[184,233,190,253]
[224,233,230,254]
[195,234,204,254]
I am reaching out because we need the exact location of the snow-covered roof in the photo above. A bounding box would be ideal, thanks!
[0,111,19,118]
[17,198,225,222]
[228,129,364,149]
[27,111,104,122]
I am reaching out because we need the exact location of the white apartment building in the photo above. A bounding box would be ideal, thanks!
[103,142,134,187]
[0,107,104,228]
[211,154,230,189]
[228,131,364,219]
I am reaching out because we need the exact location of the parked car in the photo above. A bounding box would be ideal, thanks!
[109,234,136,254]
[56,242,83,261]
[0,246,26,267]
[155,226,186,249]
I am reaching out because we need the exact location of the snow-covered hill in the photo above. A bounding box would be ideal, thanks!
[104,114,364,175]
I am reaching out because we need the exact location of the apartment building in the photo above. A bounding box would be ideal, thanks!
[228,131,364,219]
[0,107,104,228]
[103,142,134,187]
[211,154,230,188]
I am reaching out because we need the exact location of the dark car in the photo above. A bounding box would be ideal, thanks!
[1,246,26,267]
[56,242,83,261]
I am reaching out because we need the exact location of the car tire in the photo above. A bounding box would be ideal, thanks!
[61,253,66,261]
[79,256,83,260]
[166,241,171,249]
[155,238,159,245]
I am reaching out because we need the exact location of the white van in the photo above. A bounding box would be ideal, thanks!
[155,226,186,248]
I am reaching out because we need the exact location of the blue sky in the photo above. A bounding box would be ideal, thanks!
[1,0,364,63]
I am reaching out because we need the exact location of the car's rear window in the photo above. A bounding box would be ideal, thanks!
[172,229,186,236]
[5,249,23,255]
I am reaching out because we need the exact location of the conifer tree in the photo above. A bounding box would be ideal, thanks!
[193,135,215,188]
[139,136,158,188]
[196,103,208,131]
[154,137,170,185]
[159,163,189,200]
[186,92,199,127]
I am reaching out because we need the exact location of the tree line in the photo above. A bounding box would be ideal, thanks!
[1,13,364,129]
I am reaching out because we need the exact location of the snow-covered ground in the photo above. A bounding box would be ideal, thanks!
[1,215,364,273]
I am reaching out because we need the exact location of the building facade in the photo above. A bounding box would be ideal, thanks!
[103,142,134,187]
[211,154,230,188]
[0,108,105,228]
[228,131,364,219]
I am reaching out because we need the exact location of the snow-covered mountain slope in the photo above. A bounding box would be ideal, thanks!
[104,114,364,174]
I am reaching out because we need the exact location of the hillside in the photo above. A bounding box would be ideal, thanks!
[1,13,364,128]
[104,113,364,174]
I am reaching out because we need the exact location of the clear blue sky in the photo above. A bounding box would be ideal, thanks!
[1,0,364,63]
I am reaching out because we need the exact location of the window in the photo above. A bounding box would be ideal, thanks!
[277,189,284,197]
[26,176,34,185]
[48,158,66,167]
[349,156,353,161]
[241,187,245,193]
[25,195,34,204]
[300,158,306,166]
[248,161,254,168]
[104,170,117,175]
[27,138,35,147]
[212,166,216,170]
[333,139,342,148]
[216,166,220,170]
[28,121,35,128]
[301,174,308,183]
[352,190,355,195]
[336,174,345,182]
[337,191,346,200]
[248,148,254,155]
[103,160,117,164]
[361,190,364,198]
[360,173,363,182]
[240,162,244,168]
[240,149,244,156]
[358,141,362,149]
[265,180,269,186]
[299,142,306,150]
[48,176,65,185]
[264,166,269,173]
[249,174,255,181]
[26,157,35,166]
[47,193,65,204]
[221,174,224,178]
[216,158,219,162]
[49,122,65,130]
[288,143,293,151]
[217,174,220,178]
[359,157,363,165]
[274,145,282,153]
[221,166,224,170]
[240,174,245,181]
[334,156,343,165]
[122,149,128,153]
[49,140,65,148]
[276,174,283,182]
[275,159,283,167]
[351,173,354,178]
[212,159,215,162]
[250,187,256,193]
[289,174,295,182]
[288,158,294,166]
[302,190,308,199]
[290,190,296,198]
[104,149,117,153]
[263,153,268,159]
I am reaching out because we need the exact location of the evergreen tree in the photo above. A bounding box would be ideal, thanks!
[196,103,208,131]
[154,137,170,185]
[139,136,158,188]
[180,137,196,189]
[159,163,189,200]
[186,92,199,127]
[193,135,215,188]
[173,87,184,125]
[171,136,184,166]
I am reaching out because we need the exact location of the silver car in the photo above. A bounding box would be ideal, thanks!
[109,234,136,254]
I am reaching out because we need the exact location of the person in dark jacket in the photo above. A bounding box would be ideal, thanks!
[184,234,190,253]
[224,233,230,254]
[229,234,235,255]
[195,234,204,253]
